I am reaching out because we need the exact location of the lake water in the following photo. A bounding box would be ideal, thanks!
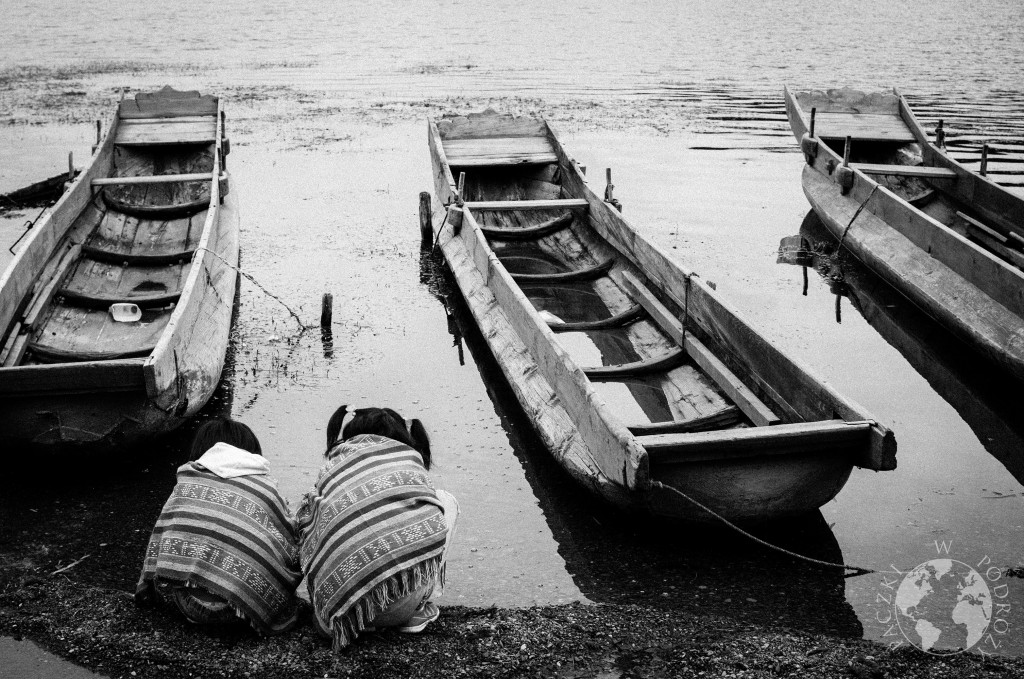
[2,0,1023,658]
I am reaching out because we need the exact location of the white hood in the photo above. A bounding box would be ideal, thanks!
[194,441,270,478]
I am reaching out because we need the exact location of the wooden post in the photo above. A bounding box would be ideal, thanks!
[835,294,842,324]
[935,120,945,148]
[418,191,432,242]
[980,144,989,176]
[604,168,622,212]
[456,172,466,206]
[321,293,333,330]
[67,152,74,183]
[802,266,808,296]
[809,107,816,138]
[842,136,851,167]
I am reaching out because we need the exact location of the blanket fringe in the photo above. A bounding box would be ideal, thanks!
[329,556,443,650]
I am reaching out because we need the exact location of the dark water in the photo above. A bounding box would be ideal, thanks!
[1,0,1023,658]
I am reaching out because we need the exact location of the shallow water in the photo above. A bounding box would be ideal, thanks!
[2,0,1023,659]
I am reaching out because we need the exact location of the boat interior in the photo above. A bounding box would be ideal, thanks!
[794,88,1024,272]
[442,127,783,438]
[0,89,219,368]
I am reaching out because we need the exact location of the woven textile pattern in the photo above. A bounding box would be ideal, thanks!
[298,434,446,649]
[136,466,302,634]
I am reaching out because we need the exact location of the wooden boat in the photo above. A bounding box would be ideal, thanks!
[427,111,896,522]
[0,87,238,447]
[784,86,1024,381]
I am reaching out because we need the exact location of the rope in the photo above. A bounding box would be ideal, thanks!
[649,480,877,577]
[836,184,879,250]
[193,247,310,333]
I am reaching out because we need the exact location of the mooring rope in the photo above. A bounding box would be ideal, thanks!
[193,247,309,332]
[836,184,880,250]
[649,480,877,577]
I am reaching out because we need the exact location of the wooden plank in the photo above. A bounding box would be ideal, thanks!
[92,172,216,186]
[0,321,22,364]
[428,120,457,206]
[435,114,549,140]
[444,136,557,167]
[583,346,687,378]
[0,359,146,394]
[22,244,82,329]
[639,420,872,463]
[2,334,28,367]
[511,258,614,283]
[957,211,1009,243]
[481,212,573,239]
[813,112,915,142]
[465,199,588,211]
[115,119,217,146]
[852,163,958,179]
[617,271,780,427]
[548,304,644,331]
[627,405,742,436]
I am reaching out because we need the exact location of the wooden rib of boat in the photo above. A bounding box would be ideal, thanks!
[427,111,896,522]
[0,87,238,447]
[784,86,1024,381]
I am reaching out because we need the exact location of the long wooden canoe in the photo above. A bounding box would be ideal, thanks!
[428,111,895,522]
[0,87,238,447]
[785,86,1024,380]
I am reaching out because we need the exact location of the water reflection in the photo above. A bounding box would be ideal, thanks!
[778,211,1024,484]
[423,244,862,638]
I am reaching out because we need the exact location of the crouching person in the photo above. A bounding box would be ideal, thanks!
[298,406,459,650]
[136,418,302,634]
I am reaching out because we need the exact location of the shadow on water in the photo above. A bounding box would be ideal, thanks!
[778,211,1024,485]
[0,316,239,593]
[418,245,863,639]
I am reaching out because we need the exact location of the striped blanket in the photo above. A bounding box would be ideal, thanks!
[136,463,302,634]
[298,434,447,649]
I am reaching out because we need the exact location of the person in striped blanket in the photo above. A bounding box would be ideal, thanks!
[297,406,460,650]
[136,418,302,634]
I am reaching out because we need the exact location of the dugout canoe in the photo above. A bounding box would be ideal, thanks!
[427,111,896,522]
[785,86,1024,381]
[0,87,238,447]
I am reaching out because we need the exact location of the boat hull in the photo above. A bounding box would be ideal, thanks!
[0,88,237,449]
[429,112,894,522]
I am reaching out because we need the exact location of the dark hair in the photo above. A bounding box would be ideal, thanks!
[325,405,431,469]
[190,418,262,461]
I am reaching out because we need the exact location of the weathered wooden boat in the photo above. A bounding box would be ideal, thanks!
[779,211,1024,486]
[785,86,1024,381]
[427,111,895,522]
[0,87,238,447]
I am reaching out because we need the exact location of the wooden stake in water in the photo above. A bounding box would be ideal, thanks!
[418,191,432,242]
[980,144,989,176]
[321,293,333,331]
[935,119,946,148]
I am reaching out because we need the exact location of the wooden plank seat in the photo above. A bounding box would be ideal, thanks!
[443,136,557,167]
[583,346,687,378]
[639,420,872,462]
[627,405,743,436]
[27,303,170,364]
[115,119,218,146]
[547,304,644,331]
[59,256,186,309]
[851,163,958,179]
[510,257,614,283]
[28,341,158,364]
[481,212,574,240]
[92,172,218,186]
[813,112,916,143]
[465,199,589,211]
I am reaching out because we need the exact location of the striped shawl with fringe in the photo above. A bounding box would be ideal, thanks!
[298,434,447,649]
[136,464,302,634]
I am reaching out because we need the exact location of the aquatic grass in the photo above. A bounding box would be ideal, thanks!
[0,61,209,86]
